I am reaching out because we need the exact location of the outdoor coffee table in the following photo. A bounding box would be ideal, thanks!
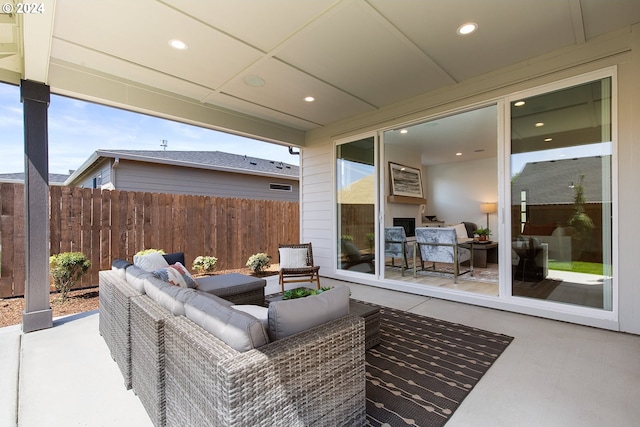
[348,300,381,350]
[264,293,381,350]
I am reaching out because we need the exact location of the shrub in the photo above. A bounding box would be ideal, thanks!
[246,253,271,274]
[135,248,166,256]
[192,255,218,274]
[49,252,91,300]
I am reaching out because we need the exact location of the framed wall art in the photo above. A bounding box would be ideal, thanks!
[389,162,423,198]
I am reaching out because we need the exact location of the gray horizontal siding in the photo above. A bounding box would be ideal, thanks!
[114,161,299,201]
[77,159,112,189]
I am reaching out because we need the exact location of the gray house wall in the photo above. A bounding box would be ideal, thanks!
[76,158,112,189]
[78,159,299,201]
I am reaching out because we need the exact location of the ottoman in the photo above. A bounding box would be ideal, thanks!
[196,273,266,305]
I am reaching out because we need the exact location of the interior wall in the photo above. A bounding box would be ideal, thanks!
[425,157,499,240]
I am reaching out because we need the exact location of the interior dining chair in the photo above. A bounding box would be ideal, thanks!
[278,243,321,293]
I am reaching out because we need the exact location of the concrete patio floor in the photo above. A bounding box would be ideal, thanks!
[2,276,640,427]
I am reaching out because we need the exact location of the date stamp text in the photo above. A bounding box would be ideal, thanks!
[2,3,45,14]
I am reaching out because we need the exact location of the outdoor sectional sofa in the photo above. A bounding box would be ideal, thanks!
[98,254,366,427]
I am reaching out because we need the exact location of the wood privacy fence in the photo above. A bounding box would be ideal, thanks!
[0,183,299,298]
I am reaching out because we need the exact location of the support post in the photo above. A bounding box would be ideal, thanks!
[21,79,52,333]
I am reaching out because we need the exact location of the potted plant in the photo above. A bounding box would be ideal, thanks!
[192,255,218,275]
[246,252,271,275]
[135,248,166,256]
[282,286,333,300]
[475,228,491,241]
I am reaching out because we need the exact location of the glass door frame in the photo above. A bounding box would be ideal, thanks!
[501,67,618,320]
[330,68,618,328]
[333,132,380,279]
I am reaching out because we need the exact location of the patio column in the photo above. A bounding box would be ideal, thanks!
[21,79,52,333]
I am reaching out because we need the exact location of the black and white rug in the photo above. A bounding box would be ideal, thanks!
[364,303,513,427]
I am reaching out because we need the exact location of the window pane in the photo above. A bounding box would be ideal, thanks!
[337,137,375,274]
[510,78,613,310]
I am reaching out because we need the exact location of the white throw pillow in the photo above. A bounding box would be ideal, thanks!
[279,247,308,268]
[133,251,169,272]
[454,223,469,241]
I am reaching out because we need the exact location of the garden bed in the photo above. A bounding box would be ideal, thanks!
[0,266,279,328]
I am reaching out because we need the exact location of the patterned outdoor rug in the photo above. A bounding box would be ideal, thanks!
[364,303,513,427]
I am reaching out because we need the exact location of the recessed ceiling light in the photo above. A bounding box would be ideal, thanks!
[535,122,544,127]
[400,129,408,134]
[244,75,265,87]
[544,137,553,142]
[304,96,315,102]
[168,39,188,50]
[514,101,525,107]
[457,22,478,36]
[456,152,463,156]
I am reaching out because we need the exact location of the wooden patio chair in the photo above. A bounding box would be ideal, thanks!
[278,243,321,293]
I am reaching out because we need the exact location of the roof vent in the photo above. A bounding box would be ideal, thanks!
[250,161,257,165]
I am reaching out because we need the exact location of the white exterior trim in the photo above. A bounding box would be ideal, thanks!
[304,32,636,332]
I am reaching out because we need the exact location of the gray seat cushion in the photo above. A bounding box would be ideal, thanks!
[125,264,154,293]
[111,259,132,280]
[185,293,269,352]
[143,276,197,316]
[196,273,266,297]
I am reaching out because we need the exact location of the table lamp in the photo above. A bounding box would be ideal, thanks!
[480,202,497,229]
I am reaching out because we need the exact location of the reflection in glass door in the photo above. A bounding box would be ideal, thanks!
[336,137,376,274]
[510,77,613,310]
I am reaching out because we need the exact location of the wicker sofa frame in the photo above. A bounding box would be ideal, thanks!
[164,312,365,426]
[99,261,266,391]
[99,268,366,426]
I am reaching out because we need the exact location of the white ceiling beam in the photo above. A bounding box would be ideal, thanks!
[569,0,586,44]
[21,0,56,82]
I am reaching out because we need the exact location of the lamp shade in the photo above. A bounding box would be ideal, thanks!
[480,202,497,214]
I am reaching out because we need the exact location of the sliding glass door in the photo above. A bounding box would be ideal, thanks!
[382,106,499,295]
[336,136,376,275]
[510,76,613,310]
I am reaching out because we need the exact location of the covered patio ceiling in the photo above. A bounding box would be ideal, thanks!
[2,0,640,147]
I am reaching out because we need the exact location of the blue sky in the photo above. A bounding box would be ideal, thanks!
[0,83,299,175]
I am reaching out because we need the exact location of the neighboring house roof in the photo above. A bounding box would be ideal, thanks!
[337,174,375,204]
[65,150,299,185]
[511,156,607,205]
[0,172,70,185]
